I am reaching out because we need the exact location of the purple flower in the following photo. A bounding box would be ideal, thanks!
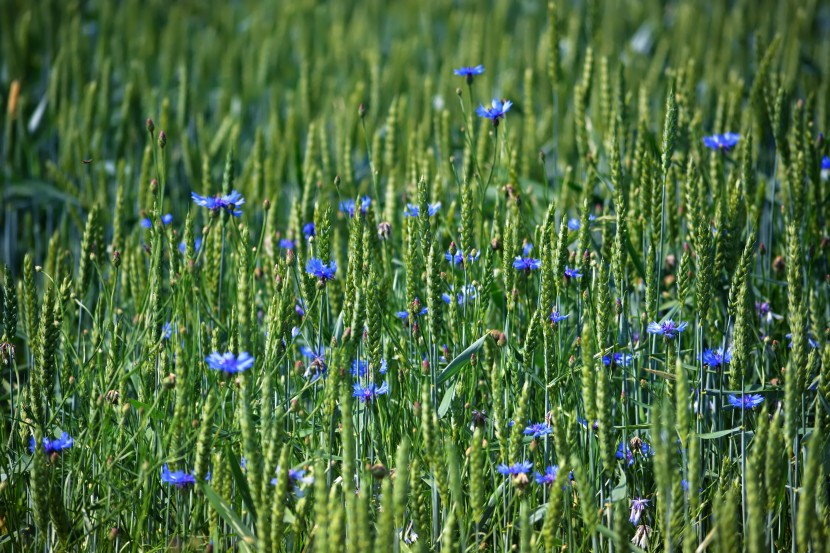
[629,498,649,525]
[161,464,196,488]
[702,133,740,151]
[476,98,512,124]
[602,353,633,367]
[339,197,371,218]
[646,319,688,339]
[279,238,295,250]
[191,190,246,217]
[523,422,553,438]
[300,346,327,381]
[29,432,74,455]
[403,203,441,217]
[701,348,731,368]
[271,466,315,496]
[755,301,781,324]
[535,465,559,485]
[496,461,533,475]
[302,222,316,237]
[453,64,485,83]
[205,352,255,373]
[727,394,764,409]
[563,266,582,279]
[550,310,569,324]
[513,256,542,271]
[306,258,337,281]
[353,381,389,402]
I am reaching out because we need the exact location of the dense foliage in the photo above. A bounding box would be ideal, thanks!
[2,0,830,551]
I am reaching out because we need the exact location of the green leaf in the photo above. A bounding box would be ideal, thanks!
[436,333,490,386]
[698,427,741,440]
[200,482,256,551]
[225,444,257,524]
[437,381,455,419]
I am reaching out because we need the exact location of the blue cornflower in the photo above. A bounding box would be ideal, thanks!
[300,346,327,381]
[351,359,369,377]
[140,218,152,229]
[523,422,553,438]
[785,333,820,349]
[681,479,689,492]
[302,222,316,237]
[702,133,740,151]
[550,310,569,324]
[445,249,480,266]
[822,156,830,180]
[161,464,196,488]
[727,394,764,409]
[191,190,246,217]
[522,243,534,256]
[339,196,372,218]
[513,256,542,272]
[403,203,441,217]
[701,347,732,368]
[535,465,559,485]
[353,381,389,402]
[616,439,652,466]
[29,432,74,455]
[162,213,173,225]
[178,237,203,255]
[497,461,534,476]
[578,417,600,431]
[279,238,295,250]
[567,218,581,231]
[453,64,485,83]
[629,498,649,525]
[441,285,477,306]
[476,98,513,124]
[395,301,428,321]
[271,466,315,496]
[602,353,633,367]
[205,352,254,373]
[162,321,173,340]
[646,319,688,339]
[306,258,337,281]
[564,266,582,279]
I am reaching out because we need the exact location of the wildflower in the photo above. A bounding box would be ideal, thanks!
[271,466,314,496]
[702,132,740,151]
[441,284,477,306]
[453,64,484,84]
[140,218,152,229]
[513,256,542,272]
[629,498,649,524]
[602,353,633,367]
[549,310,569,324]
[400,521,419,545]
[178,237,203,254]
[279,238,295,250]
[395,301,428,321]
[821,156,830,180]
[727,394,764,409]
[306,258,337,281]
[523,422,553,438]
[681,479,689,492]
[470,409,488,429]
[535,465,559,485]
[191,190,246,217]
[616,439,652,466]
[353,381,389,402]
[205,352,255,373]
[755,301,781,324]
[339,196,371,218]
[646,319,688,339]
[476,98,512,125]
[578,417,600,431]
[785,333,820,349]
[496,461,534,475]
[162,321,173,340]
[522,243,534,256]
[563,266,582,279]
[162,213,173,225]
[161,464,196,488]
[302,222,316,237]
[567,218,581,231]
[445,249,480,265]
[300,346,327,380]
[632,525,653,549]
[701,347,732,368]
[403,203,441,217]
[351,359,369,377]
[29,432,74,455]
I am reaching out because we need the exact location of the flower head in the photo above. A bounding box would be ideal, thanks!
[567,218,581,231]
[445,249,480,266]
[403,203,441,217]
[534,465,559,485]
[271,466,315,496]
[496,461,533,475]
[513,256,542,272]
[441,284,477,306]
[306,258,337,281]
[161,464,196,488]
[702,133,740,151]
[279,238,295,250]
[453,64,484,84]
[629,498,649,525]
[727,394,764,409]
[178,237,203,255]
[29,432,74,455]
[602,353,633,367]
[549,310,569,324]
[339,196,372,218]
[191,190,246,217]
[162,213,173,225]
[616,439,653,466]
[300,346,327,381]
[302,222,316,238]
[523,422,553,438]
[140,218,152,229]
[701,347,732,368]
[476,98,512,124]
[205,352,254,373]
[564,266,582,279]
[821,156,830,180]
[353,381,389,402]
[646,319,688,339]
[162,321,173,340]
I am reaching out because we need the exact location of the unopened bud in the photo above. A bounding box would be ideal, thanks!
[158,131,167,149]
[146,118,155,133]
